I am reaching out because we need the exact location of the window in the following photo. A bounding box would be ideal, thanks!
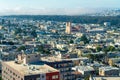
[28,56,30,58]
[36,78,40,80]
[35,55,38,57]
[52,75,56,79]
[13,73,15,75]
[56,75,58,79]
[42,75,44,78]
[52,75,59,79]
[13,78,15,80]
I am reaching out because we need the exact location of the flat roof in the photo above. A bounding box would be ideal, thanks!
[73,66,94,71]
[41,56,87,62]
[41,56,62,62]
[94,77,120,80]
[99,66,119,71]
[3,61,59,76]
[62,57,89,61]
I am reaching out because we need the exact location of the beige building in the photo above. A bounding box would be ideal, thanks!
[2,53,60,80]
[2,61,59,80]
[65,22,71,34]
[16,53,41,64]
[94,77,120,80]
[99,66,119,76]
[108,58,120,66]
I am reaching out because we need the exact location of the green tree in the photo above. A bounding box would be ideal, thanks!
[96,46,102,52]
[69,39,74,44]
[37,45,44,52]
[31,30,37,38]
[84,75,90,80]
[15,28,22,35]
[0,33,3,38]
[103,47,109,64]
[107,46,115,51]
[80,34,89,44]
[37,45,51,54]
[0,76,2,80]
[17,46,26,51]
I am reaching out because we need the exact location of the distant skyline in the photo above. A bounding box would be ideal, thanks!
[0,0,120,15]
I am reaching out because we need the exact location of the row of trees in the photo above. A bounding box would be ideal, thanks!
[17,45,51,54]
[96,45,116,52]
[80,34,89,44]
[15,28,37,38]
[4,15,120,25]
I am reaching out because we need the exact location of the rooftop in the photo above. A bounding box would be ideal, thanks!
[99,66,119,71]
[41,56,62,62]
[3,61,59,76]
[73,66,94,71]
[94,77,120,80]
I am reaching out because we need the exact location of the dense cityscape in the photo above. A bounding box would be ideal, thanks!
[0,14,119,80]
[0,0,120,80]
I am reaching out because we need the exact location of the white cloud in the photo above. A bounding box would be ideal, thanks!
[0,7,99,15]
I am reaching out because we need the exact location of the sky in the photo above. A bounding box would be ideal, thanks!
[0,0,120,15]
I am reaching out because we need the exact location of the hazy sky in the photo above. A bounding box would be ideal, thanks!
[0,0,120,15]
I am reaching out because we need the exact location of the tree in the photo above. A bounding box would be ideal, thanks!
[96,46,102,52]
[69,39,74,44]
[0,76,2,80]
[107,46,115,51]
[84,75,90,80]
[80,34,89,44]
[31,30,37,38]
[17,46,26,51]
[14,28,22,35]
[0,33,3,39]
[103,47,109,64]
[37,45,51,54]
[37,45,44,52]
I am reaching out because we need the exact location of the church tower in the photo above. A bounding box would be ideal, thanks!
[65,22,71,34]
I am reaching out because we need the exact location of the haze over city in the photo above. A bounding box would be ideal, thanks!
[0,0,120,15]
[1,0,120,80]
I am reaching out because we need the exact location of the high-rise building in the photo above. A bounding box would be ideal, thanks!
[65,22,71,34]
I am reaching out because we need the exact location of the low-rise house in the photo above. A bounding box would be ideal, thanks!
[72,66,94,76]
[99,66,119,76]
[108,58,120,66]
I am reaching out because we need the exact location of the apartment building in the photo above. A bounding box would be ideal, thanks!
[41,56,75,80]
[99,66,119,76]
[2,53,60,80]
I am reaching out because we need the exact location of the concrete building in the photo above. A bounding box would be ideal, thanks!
[94,77,120,80]
[2,61,60,80]
[104,22,111,27]
[41,56,75,80]
[87,28,106,34]
[108,58,120,66]
[72,66,94,76]
[16,53,41,64]
[65,22,71,34]
[99,66,119,76]
[2,53,60,80]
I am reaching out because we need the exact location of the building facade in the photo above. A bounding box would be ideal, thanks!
[2,61,60,80]
[2,53,60,80]
[65,22,71,34]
